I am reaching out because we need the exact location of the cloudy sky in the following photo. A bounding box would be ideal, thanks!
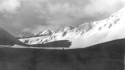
[0,0,125,36]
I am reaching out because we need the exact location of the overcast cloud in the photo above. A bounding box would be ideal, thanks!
[0,0,124,36]
[0,0,20,13]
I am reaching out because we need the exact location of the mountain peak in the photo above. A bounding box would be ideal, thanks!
[59,26,74,32]
[19,6,125,47]
[34,30,55,36]
[76,22,93,32]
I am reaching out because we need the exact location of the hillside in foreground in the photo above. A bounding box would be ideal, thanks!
[0,37,124,70]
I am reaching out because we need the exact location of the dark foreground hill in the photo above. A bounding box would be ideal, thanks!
[0,38,124,70]
[0,28,26,46]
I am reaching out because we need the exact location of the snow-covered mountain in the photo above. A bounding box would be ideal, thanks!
[34,30,55,36]
[19,24,92,45]
[71,6,125,48]
[19,6,125,48]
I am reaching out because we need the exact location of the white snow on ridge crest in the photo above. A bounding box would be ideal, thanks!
[19,6,125,49]
[70,6,125,48]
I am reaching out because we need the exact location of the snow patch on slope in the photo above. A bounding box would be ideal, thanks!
[70,6,125,48]
[19,6,125,49]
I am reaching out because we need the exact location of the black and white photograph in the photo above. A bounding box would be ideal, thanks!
[0,0,124,70]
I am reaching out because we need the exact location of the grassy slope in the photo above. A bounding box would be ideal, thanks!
[0,38,124,70]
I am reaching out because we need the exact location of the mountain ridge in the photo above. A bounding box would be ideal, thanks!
[19,6,125,48]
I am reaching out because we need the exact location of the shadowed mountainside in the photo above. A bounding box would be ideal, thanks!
[0,37,124,70]
[30,40,71,47]
[0,27,72,48]
[0,28,26,46]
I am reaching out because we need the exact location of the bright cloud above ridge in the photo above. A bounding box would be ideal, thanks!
[0,0,125,36]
